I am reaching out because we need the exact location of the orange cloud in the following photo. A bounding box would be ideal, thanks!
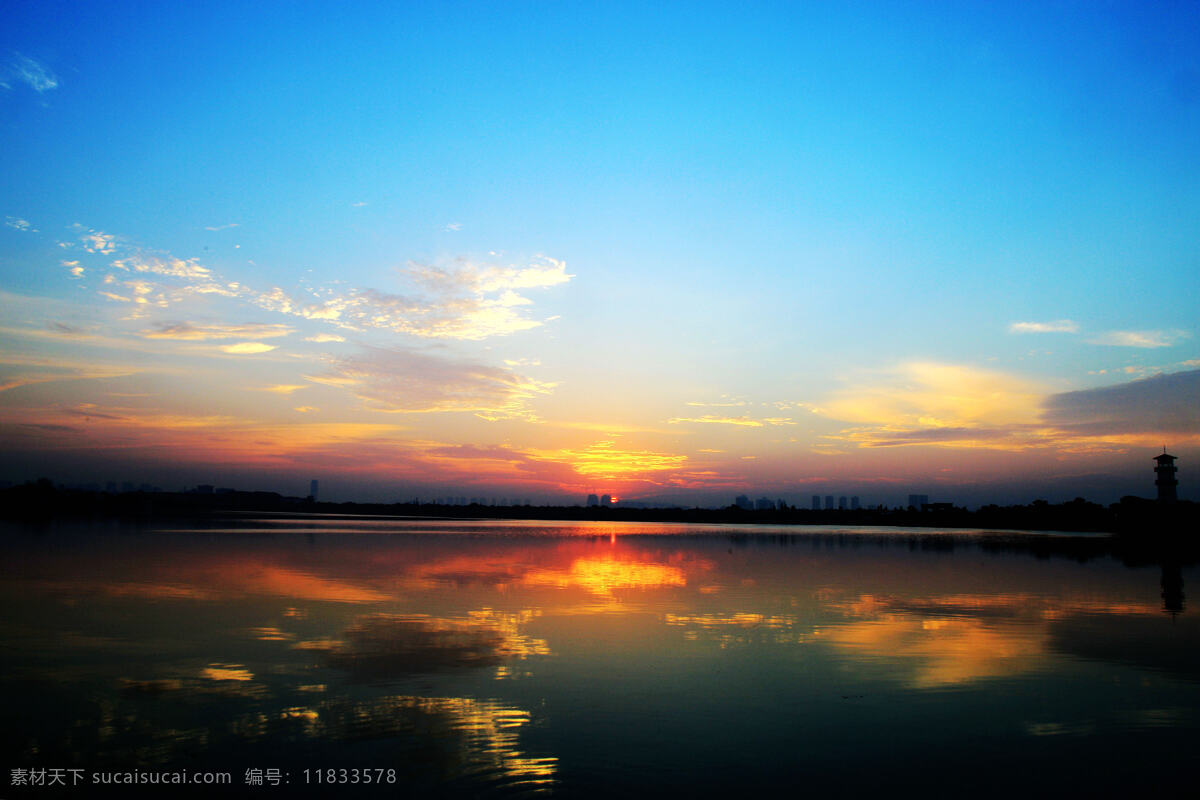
[529,440,687,481]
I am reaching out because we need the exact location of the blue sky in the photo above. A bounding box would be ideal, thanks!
[1,1,1197,504]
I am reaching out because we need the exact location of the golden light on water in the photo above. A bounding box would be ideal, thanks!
[202,664,254,682]
[821,614,1052,689]
[522,555,689,598]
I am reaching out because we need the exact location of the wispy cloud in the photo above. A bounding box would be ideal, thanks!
[79,229,117,254]
[204,223,240,231]
[684,399,747,408]
[95,279,165,318]
[668,403,795,427]
[140,322,294,341]
[220,342,277,354]
[405,256,572,295]
[3,53,58,93]
[836,426,1034,449]
[443,222,462,232]
[314,345,554,419]
[47,322,90,336]
[669,416,763,427]
[0,353,140,393]
[1008,320,1078,334]
[547,421,676,435]
[277,256,574,340]
[86,229,572,342]
[1087,330,1187,348]
[5,217,36,232]
[305,333,346,343]
[112,253,211,279]
[255,384,309,394]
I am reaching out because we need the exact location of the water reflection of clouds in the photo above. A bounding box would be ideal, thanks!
[820,613,1051,688]
[31,562,393,605]
[657,588,1199,689]
[201,663,254,681]
[118,663,268,699]
[297,610,549,681]
[246,625,295,641]
[820,592,1185,689]
[836,592,1166,621]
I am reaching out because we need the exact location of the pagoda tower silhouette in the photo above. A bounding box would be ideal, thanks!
[1154,448,1178,503]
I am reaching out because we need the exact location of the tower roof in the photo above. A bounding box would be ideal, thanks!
[1154,452,1177,462]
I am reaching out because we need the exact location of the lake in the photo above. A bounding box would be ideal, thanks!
[3,516,1198,797]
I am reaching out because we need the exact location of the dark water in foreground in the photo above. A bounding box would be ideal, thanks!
[3,517,1199,797]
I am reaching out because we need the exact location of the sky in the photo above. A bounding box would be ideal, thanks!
[1,1,1198,507]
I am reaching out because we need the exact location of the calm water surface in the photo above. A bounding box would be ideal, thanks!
[3,517,1198,797]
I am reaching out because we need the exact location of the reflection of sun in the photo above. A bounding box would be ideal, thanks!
[294,608,550,663]
[523,556,687,597]
[421,696,557,784]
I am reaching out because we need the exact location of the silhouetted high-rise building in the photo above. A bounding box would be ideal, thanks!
[908,494,929,510]
[812,495,821,510]
[587,493,599,507]
[600,494,612,506]
[851,496,860,510]
[755,497,775,510]
[1155,450,1178,503]
[838,496,847,510]
[824,495,834,510]
[309,479,318,500]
